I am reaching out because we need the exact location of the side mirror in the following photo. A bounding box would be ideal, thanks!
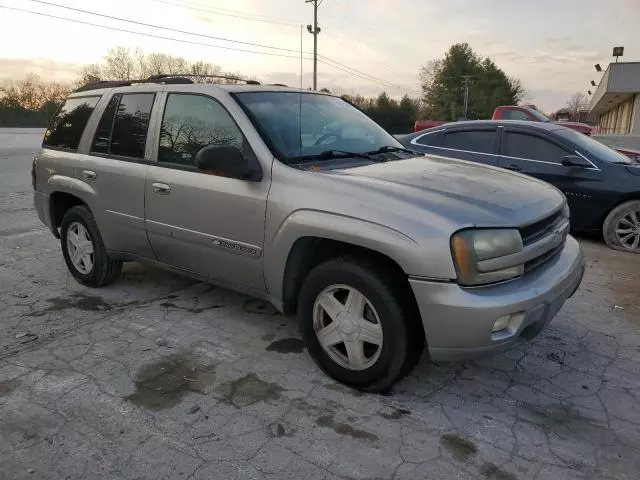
[195,145,261,181]
[561,155,591,168]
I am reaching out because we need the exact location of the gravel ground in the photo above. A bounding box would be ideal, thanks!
[1,132,639,480]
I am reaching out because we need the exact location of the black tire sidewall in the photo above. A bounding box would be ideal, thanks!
[298,260,411,391]
[60,206,109,285]
[603,200,640,253]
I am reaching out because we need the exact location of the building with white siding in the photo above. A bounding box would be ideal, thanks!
[589,62,640,149]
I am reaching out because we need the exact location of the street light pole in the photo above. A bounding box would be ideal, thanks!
[306,0,321,90]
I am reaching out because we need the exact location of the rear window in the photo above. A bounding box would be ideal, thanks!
[42,96,101,151]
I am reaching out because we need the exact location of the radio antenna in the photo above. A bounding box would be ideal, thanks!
[298,23,304,162]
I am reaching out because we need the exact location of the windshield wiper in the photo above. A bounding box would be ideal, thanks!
[304,150,378,161]
[366,145,416,155]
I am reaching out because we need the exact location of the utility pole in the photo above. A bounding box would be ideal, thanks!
[461,75,472,119]
[306,0,321,90]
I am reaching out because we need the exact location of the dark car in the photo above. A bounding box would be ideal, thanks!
[400,120,640,253]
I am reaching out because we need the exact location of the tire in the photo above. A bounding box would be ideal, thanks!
[60,205,123,286]
[298,257,424,393]
[603,200,640,253]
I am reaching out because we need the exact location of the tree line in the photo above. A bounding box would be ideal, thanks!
[1,43,553,132]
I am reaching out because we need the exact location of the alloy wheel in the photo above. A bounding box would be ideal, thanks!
[615,211,640,251]
[312,284,383,371]
[66,221,95,274]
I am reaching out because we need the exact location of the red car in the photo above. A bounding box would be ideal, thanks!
[414,105,593,135]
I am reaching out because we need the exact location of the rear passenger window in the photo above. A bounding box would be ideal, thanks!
[91,93,155,159]
[43,96,100,151]
[444,130,495,154]
[91,95,120,155]
[504,132,569,163]
[158,93,245,167]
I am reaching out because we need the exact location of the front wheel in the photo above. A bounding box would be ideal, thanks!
[60,205,123,286]
[603,200,640,253]
[298,257,423,392]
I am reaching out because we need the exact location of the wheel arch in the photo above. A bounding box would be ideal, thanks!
[601,193,640,228]
[49,191,89,237]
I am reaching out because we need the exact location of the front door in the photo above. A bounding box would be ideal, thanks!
[498,128,604,229]
[440,127,499,166]
[144,92,269,291]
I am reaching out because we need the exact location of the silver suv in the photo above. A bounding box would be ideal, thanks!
[33,77,584,391]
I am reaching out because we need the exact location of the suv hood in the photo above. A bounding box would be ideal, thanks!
[332,155,564,228]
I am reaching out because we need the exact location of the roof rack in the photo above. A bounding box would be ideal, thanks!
[147,74,260,85]
[74,74,260,93]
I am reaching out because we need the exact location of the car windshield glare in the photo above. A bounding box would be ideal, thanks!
[234,92,403,164]
[557,128,632,164]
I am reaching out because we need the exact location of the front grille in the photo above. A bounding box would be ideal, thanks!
[524,243,563,273]
[519,209,568,274]
[520,209,563,246]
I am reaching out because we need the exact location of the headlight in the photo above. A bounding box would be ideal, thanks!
[451,229,524,286]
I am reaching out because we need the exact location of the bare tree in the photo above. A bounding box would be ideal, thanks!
[566,92,588,121]
[0,74,71,110]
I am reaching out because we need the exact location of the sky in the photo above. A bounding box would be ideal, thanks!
[0,0,639,113]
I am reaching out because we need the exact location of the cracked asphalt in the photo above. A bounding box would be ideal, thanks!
[1,130,639,480]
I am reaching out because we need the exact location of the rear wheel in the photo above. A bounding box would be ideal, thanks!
[60,205,123,286]
[603,200,640,253]
[298,257,423,392]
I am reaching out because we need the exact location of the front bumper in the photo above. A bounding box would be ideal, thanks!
[410,235,584,362]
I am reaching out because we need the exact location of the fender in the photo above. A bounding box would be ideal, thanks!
[46,175,101,232]
[264,209,422,302]
[48,174,97,199]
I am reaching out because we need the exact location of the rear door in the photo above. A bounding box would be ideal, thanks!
[498,127,604,228]
[144,91,269,292]
[82,91,158,258]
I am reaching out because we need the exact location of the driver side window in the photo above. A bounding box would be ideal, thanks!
[158,93,245,168]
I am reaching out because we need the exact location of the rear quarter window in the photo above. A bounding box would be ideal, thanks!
[42,96,101,151]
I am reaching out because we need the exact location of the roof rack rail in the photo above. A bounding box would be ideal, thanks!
[74,74,261,93]
[74,76,193,93]
[148,74,260,85]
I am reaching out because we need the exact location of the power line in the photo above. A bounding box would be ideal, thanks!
[317,58,420,95]
[0,5,311,60]
[2,4,419,94]
[151,0,301,27]
[27,0,308,54]
[156,0,301,25]
[318,56,421,95]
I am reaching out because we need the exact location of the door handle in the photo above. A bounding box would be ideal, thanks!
[152,182,171,195]
[80,170,96,182]
[504,164,522,172]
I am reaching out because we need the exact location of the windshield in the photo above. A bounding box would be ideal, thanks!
[525,107,552,122]
[234,92,403,163]
[556,128,632,164]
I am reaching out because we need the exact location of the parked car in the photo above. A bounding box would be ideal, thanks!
[401,120,640,252]
[492,105,593,135]
[34,79,583,391]
[413,105,593,136]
